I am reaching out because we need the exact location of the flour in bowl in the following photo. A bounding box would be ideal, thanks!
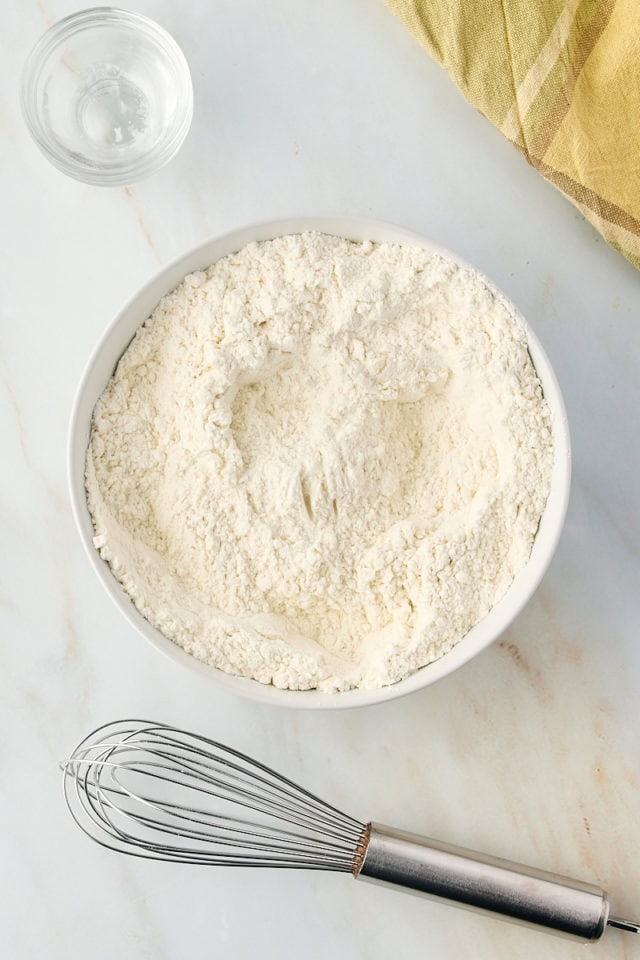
[86,233,553,691]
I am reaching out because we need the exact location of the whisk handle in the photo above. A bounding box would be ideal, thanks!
[357,823,609,941]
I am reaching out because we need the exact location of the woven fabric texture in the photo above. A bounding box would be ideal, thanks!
[386,0,640,270]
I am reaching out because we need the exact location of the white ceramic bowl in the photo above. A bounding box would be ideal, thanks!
[69,217,570,709]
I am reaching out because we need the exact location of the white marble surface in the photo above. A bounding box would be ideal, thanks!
[2,1,639,957]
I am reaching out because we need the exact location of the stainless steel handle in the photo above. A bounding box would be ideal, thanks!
[357,823,609,941]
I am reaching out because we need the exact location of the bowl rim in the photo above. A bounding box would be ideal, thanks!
[68,216,571,710]
[20,6,193,186]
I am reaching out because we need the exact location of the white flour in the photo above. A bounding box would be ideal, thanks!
[86,234,553,691]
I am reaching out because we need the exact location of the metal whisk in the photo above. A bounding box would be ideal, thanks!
[63,720,638,942]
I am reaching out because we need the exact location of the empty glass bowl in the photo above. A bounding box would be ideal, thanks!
[21,7,193,186]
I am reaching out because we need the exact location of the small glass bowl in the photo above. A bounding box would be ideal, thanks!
[21,7,193,186]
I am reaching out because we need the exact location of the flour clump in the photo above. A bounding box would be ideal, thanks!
[86,233,553,691]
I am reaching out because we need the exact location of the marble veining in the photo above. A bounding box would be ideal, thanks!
[2,1,639,958]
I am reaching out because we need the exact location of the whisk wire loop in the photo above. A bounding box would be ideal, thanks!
[63,721,366,872]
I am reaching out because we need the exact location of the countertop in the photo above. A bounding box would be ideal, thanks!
[2,2,639,958]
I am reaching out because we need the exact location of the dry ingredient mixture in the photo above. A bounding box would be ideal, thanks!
[86,234,553,691]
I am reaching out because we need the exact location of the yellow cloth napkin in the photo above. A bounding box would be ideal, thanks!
[386,0,640,270]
